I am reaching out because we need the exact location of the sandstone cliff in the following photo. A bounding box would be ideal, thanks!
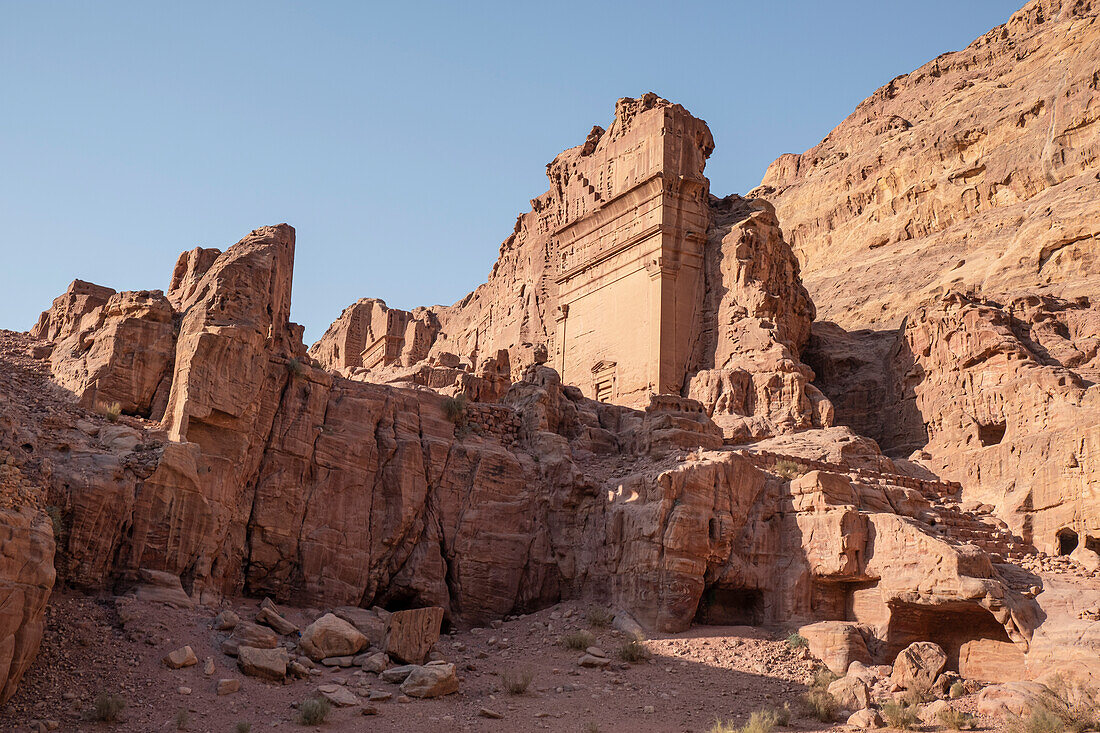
[754,0,1100,330]
[783,0,1100,564]
[6,1,1099,704]
[14,223,1039,683]
[311,95,829,441]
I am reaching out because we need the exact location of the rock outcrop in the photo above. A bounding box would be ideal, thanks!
[753,0,1100,331]
[8,6,1099,701]
[309,95,829,441]
[0,396,57,704]
[11,218,1039,686]
[810,291,1100,556]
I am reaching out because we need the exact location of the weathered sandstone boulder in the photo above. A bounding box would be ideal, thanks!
[163,645,198,669]
[383,607,444,665]
[798,621,871,677]
[828,675,870,711]
[222,622,278,656]
[299,613,367,662]
[399,661,458,698]
[891,642,948,692]
[236,645,287,681]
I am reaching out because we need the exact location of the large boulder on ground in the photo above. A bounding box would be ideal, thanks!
[130,569,193,609]
[847,708,884,729]
[299,613,367,662]
[384,607,444,664]
[163,645,198,669]
[255,605,298,636]
[333,606,387,646]
[798,621,872,676]
[379,664,418,684]
[828,675,870,711]
[959,638,1025,683]
[399,662,458,698]
[891,641,947,692]
[977,681,1067,719]
[222,621,279,656]
[315,684,359,707]
[237,645,288,681]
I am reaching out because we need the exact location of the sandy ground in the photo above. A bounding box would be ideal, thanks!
[1,590,1013,733]
[0,592,838,733]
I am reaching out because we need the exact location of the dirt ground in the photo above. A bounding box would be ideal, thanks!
[1,590,1008,733]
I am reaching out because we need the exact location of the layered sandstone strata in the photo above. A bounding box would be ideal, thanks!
[809,284,1100,559]
[754,0,1100,330]
[311,94,828,440]
[0,398,56,704]
[10,224,1039,697]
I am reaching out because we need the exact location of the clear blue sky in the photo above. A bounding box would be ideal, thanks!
[1,1,1024,343]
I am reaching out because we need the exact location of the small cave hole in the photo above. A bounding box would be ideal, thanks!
[19,443,33,454]
[977,421,1007,447]
[708,518,719,541]
[1086,536,1100,554]
[1057,527,1079,555]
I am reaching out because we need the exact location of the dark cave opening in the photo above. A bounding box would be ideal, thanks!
[885,602,1013,671]
[694,586,764,626]
[977,421,1007,447]
[1057,527,1080,555]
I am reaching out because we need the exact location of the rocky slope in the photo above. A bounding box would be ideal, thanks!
[2,0,1098,712]
[754,0,1099,331]
[784,0,1100,562]
[3,217,1049,704]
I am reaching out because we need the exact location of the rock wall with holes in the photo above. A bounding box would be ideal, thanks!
[753,0,1100,332]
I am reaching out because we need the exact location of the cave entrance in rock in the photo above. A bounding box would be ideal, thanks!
[885,602,1011,671]
[694,586,764,626]
[977,421,1007,447]
[1057,527,1079,555]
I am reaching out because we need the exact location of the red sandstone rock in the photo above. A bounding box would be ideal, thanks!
[754,0,1100,332]
[30,279,115,343]
[383,607,444,665]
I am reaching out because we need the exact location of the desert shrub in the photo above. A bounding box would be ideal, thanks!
[801,689,837,722]
[286,357,304,376]
[442,394,468,424]
[900,684,933,706]
[786,632,808,649]
[236,724,252,733]
[950,680,967,699]
[712,707,790,733]
[1064,703,1100,733]
[175,708,189,729]
[811,667,838,690]
[559,630,595,651]
[501,668,532,695]
[583,724,601,733]
[771,703,791,726]
[1007,707,1067,733]
[707,720,737,733]
[617,640,649,663]
[772,459,805,479]
[98,400,122,422]
[46,504,64,540]
[297,698,331,726]
[90,693,126,722]
[1047,675,1100,732]
[938,706,977,730]
[882,701,920,730]
[587,606,614,629]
